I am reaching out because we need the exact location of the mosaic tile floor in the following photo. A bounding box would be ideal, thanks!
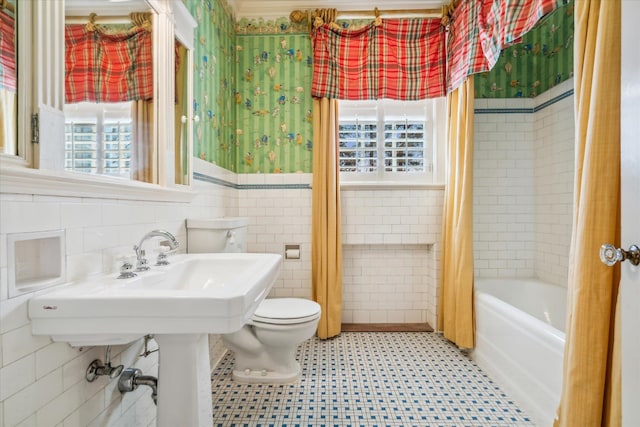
[211,332,535,427]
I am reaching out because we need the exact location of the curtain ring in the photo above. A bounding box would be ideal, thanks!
[130,12,152,31]
[373,7,382,26]
[86,13,98,32]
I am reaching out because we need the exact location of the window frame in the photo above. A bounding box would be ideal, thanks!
[64,102,134,177]
[338,98,444,186]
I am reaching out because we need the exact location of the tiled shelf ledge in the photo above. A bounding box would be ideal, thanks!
[342,242,435,246]
[340,182,445,190]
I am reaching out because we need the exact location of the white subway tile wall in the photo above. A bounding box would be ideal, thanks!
[0,162,237,426]
[341,188,444,327]
[474,106,537,278]
[342,244,435,324]
[239,174,313,299]
[473,79,575,285]
[238,178,444,327]
[534,80,575,285]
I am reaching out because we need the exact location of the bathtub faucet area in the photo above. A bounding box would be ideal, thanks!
[133,230,180,271]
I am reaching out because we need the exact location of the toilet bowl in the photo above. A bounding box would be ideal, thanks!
[222,297,320,383]
[186,218,321,383]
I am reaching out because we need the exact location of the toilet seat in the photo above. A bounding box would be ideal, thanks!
[252,298,321,325]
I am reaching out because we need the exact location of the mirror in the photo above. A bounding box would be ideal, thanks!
[175,40,189,185]
[64,1,156,182]
[0,0,17,157]
[172,1,196,186]
[2,0,195,191]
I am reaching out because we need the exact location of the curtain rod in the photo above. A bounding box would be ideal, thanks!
[66,15,136,25]
[336,8,442,18]
[290,7,442,21]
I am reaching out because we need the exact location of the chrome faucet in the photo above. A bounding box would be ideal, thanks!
[133,230,179,271]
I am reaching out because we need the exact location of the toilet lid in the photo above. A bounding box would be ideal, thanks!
[252,298,321,325]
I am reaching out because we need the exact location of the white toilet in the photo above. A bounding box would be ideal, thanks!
[186,218,321,383]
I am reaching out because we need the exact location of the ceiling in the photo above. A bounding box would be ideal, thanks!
[229,0,449,20]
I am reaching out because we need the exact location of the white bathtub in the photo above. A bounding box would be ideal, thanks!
[472,278,566,426]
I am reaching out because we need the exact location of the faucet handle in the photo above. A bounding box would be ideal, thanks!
[135,249,151,272]
[117,256,137,279]
[155,246,171,266]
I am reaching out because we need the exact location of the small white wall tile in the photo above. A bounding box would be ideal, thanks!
[474,86,574,284]
[1,325,51,366]
[35,369,64,413]
[0,268,6,316]
[3,379,38,427]
[0,201,62,234]
[60,204,103,229]
[0,354,35,401]
[66,252,104,281]
[62,347,102,391]
[35,343,84,380]
[61,391,105,427]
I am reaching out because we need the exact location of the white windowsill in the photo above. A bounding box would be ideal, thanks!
[0,164,197,202]
[340,181,445,190]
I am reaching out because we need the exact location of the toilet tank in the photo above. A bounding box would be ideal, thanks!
[186,217,248,254]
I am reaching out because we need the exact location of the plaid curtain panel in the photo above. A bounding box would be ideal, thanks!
[0,9,16,93]
[312,19,446,100]
[65,24,153,104]
[447,0,563,92]
[447,1,489,93]
[479,0,565,68]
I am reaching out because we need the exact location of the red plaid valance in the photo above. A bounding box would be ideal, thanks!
[65,24,153,103]
[0,9,16,93]
[447,0,564,92]
[446,1,488,94]
[311,19,446,100]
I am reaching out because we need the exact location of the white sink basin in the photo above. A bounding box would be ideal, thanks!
[29,253,281,346]
[29,252,281,427]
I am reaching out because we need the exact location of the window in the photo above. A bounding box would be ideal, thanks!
[338,99,442,183]
[64,102,132,178]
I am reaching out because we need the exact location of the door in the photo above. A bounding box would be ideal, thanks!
[621,1,640,424]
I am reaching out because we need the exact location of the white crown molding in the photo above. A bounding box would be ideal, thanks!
[65,0,151,16]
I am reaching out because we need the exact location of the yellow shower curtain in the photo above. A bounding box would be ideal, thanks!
[311,97,343,339]
[438,78,475,349]
[554,0,621,426]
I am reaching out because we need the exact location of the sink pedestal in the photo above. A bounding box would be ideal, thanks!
[155,334,213,427]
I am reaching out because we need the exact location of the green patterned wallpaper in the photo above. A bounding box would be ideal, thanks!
[187,1,574,173]
[187,0,313,173]
[188,0,237,170]
[234,34,313,173]
[475,2,575,98]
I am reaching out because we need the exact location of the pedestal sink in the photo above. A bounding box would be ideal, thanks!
[28,253,281,427]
